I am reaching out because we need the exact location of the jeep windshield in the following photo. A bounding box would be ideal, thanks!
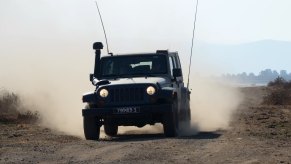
[100,55,167,78]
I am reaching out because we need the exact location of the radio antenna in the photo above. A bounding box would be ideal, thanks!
[187,0,199,89]
[95,1,111,55]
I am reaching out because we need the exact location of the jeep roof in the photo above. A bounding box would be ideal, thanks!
[101,51,178,58]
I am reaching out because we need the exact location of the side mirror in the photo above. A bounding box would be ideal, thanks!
[89,73,94,82]
[173,68,182,78]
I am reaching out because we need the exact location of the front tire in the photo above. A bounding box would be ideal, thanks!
[83,116,100,140]
[163,100,179,137]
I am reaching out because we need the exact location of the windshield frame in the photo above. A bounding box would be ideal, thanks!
[99,54,169,79]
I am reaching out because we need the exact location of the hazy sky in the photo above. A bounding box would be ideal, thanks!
[1,0,291,42]
[1,0,291,75]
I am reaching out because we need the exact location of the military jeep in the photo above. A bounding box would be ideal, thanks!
[82,42,191,140]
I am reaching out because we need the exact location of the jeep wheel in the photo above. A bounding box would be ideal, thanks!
[163,100,178,137]
[179,109,191,133]
[104,124,118,136]
[83,116,100,140]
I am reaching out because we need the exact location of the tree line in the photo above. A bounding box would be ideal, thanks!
[222,69,291,85]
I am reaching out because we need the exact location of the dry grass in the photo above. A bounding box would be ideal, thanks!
[0,89,38,123]
[263,77,291,105]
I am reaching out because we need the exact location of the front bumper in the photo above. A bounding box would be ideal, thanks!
[82,104,172,117]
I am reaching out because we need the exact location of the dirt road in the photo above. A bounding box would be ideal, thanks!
[1,87,291,163]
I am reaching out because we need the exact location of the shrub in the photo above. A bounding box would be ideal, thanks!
[268,77,287,87]
[263,77,291,105]
[17,111,39,124]
[0,90,19,114]
[0,89,38,123]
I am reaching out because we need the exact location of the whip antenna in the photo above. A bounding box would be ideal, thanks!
[95,1,110,55]
[187,0,199,89]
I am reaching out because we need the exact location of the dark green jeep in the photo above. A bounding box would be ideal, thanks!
[82,42,191,140]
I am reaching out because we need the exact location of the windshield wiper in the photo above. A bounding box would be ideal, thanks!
[103,74,157,79]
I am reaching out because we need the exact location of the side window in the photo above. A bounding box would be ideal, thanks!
[172,56,178,68]
[102,60,114,75]
[169,56,174,76]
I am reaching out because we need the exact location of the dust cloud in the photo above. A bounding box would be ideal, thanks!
[0,40,93,138]
[188,76,244,132]
[117,76,244,136]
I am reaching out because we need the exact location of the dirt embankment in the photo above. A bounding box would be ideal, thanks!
[1,87,291,163]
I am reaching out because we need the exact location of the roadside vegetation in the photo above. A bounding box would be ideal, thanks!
[0,89,38,123]
[263,77,291,105]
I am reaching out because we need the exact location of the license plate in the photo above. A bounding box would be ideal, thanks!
[114,107,140,114]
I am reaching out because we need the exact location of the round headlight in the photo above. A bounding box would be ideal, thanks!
[99,89,109,98]
[146,86,156,95]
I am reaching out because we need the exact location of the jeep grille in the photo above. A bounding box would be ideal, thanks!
[109,87,145,104]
